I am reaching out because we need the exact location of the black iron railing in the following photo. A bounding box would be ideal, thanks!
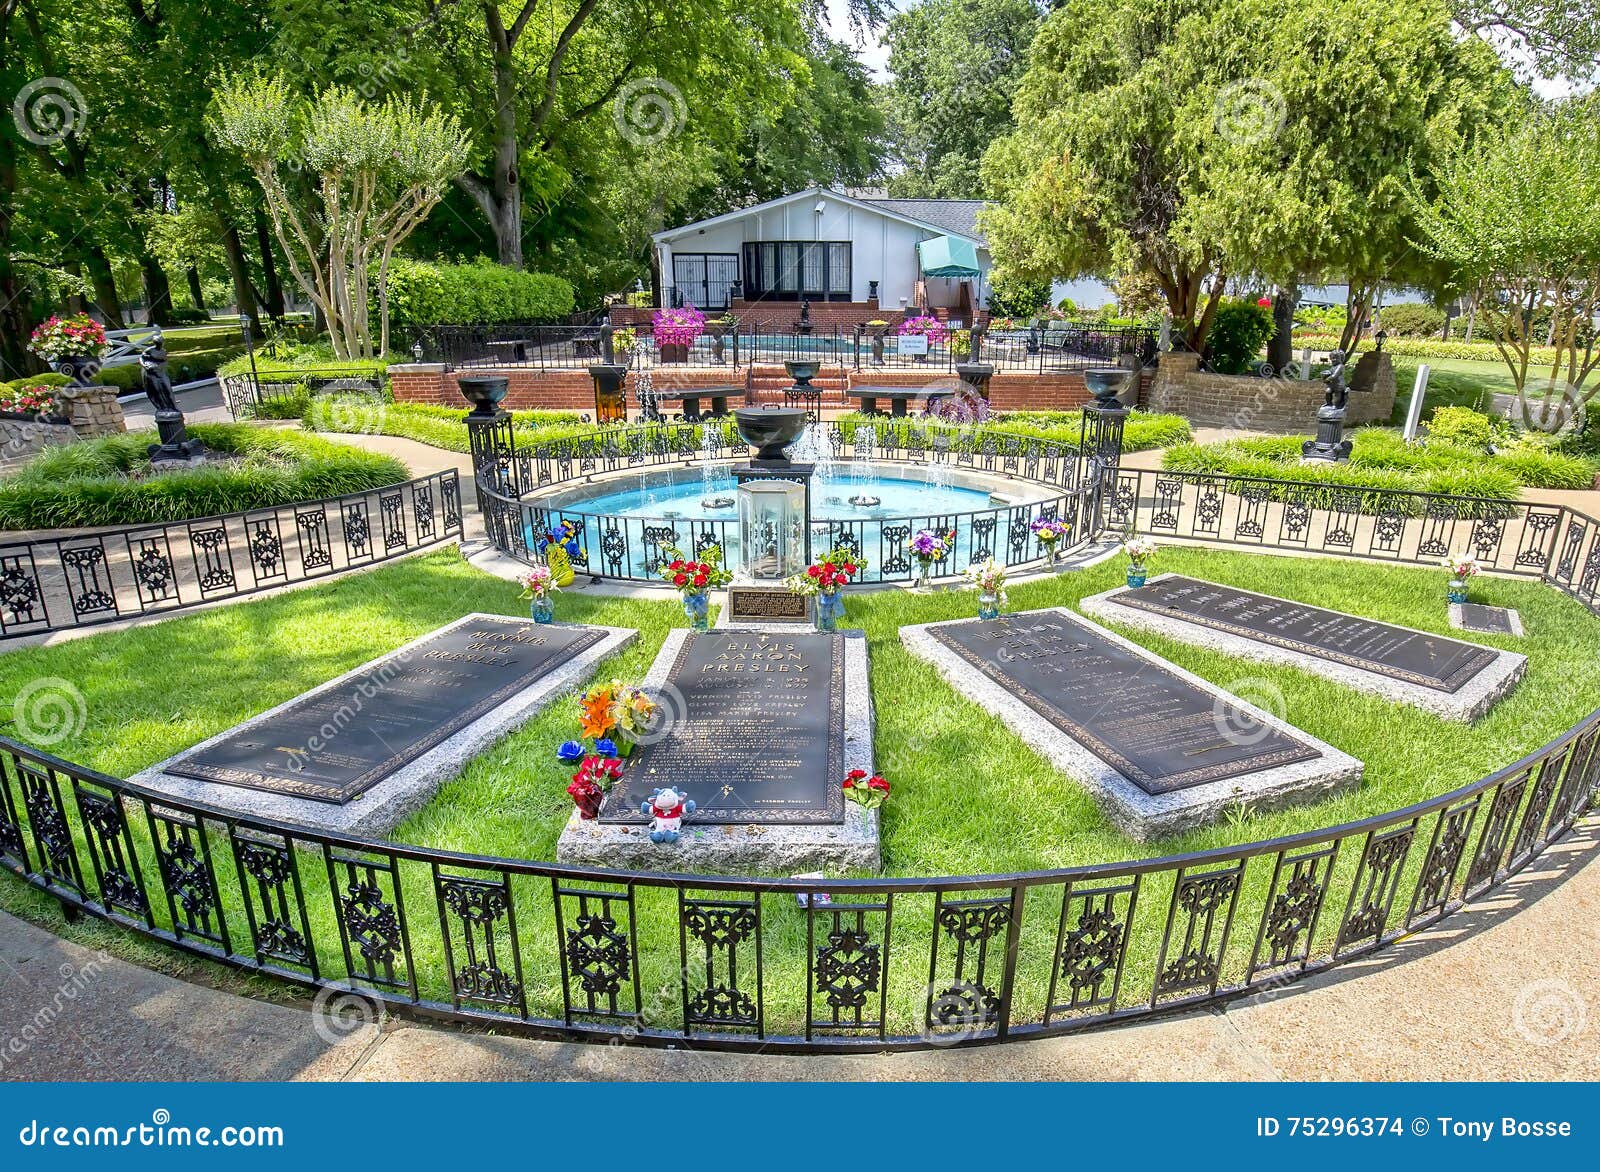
[220,367,389,419]
[410,323,1159,376]
[473,420,1103,584]
[0,705,1592,1051]
[0,471,463,639]
[1106,468,1600,612]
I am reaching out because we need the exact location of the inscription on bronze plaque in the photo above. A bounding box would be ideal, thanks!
[169,618,604,803]
[601,630,845,823]
[929,612,1320,795]
[1109,576,1497,692]
[727,586,810,622]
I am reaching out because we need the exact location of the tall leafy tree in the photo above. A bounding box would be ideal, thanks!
[982,0,1514,350]
[883,0,1042,199]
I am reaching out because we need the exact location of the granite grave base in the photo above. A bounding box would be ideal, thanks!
[1081,574,1525,722]
[901,608,1362,841]
[556,625,878,872]
[131,615,636,837]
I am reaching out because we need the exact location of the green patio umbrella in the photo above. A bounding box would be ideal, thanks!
[916,235,981,278]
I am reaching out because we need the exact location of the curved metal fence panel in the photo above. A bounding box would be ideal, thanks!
[476,420,1102,583]
[0,471,463,639]
[0,709,1593,1051]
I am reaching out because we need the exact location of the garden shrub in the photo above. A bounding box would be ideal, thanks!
[833,410,1191,455]
[987,276,1051,318]
[1378,302,1447,338]
[1426,405,1498,448]
[1205,298,1275,374]
[387,258,576,330]
[0,424,409,530]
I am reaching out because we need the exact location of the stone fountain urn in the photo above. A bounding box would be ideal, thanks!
[784,359,821,393]
[1084,367,1133,410]
[459,374,510,417]
[734,406,809,467]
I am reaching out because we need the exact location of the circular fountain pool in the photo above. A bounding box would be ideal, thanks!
[577,469,998,521]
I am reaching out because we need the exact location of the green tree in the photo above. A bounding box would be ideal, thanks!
[1409,102,1600,417]
[210,74,470,357]
[982,0,1512,351]
[883,0,1043,199]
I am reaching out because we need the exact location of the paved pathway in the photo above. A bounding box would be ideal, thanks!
[2,820,1594,1082]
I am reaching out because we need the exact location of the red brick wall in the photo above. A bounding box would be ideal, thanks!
[388,364,752,411]
[841,369,1154,412]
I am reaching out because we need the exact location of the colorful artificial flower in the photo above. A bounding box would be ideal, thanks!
[577,678,659,743]
[658,544,732,595]
[786,547,866,597]
[517,565,557,600]
[842,768,891,809]
[1444,552,1483,580]
[910,528,955,566]
[557,740,585,762]
[1031,516,1066,546]
[651,306,706,347]
[896,315,949,345]
[964,558,1008,604]
[1123,537,1158,568]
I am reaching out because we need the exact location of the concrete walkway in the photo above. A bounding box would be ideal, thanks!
[2,819,1594,1082]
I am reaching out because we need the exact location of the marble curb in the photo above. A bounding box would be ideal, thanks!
[900,608,1364,842]
[556,626,879,874]
[1449,601,1525,638]
[1080,574,1527,724]
[129,615,638,838]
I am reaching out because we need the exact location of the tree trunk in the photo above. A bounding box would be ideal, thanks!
[255,206,286,321]
[186,265,207,313]
[0,128,33,378]
[1464,295,1476,344]
[1267,283,1297,374]
[84,245,124,328]
[219,220,261,334]
[140,254,174,325]
[456,31,524,268]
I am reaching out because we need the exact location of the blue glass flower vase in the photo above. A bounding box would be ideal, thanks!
[683,591,711,631]
[530,596,554,624]
[978,591,1001,621]
[1127,565,1147,588]
[1447,578,1468,604]
[815,591,843,633]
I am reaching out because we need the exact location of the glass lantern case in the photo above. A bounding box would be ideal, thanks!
[737,479,807,580]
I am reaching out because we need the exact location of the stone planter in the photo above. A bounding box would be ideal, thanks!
[659,342,690,364]
[458,374,509,417]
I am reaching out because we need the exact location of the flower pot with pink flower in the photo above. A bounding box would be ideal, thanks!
[652,307,705,363]
[28,313,108,385]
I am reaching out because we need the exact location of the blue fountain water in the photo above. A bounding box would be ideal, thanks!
[576,469,992,521]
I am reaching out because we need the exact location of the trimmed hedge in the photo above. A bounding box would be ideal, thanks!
[303,395,585,452]
[388,259,576,330]
[836,409,1192,454]
[1161,424,1594,498]
[0,424,409,530]
[1293,332,1570,367]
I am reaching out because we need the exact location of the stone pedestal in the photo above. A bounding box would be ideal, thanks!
[57,385,126,437]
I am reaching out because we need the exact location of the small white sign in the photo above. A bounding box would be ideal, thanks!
[898,334,929,356]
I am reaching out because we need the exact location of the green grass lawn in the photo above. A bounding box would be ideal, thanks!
[2,546,1595,1029]
[1389,356,1520,423]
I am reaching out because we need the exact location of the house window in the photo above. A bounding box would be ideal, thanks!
[741,241,852,301]
[671,254,739,309]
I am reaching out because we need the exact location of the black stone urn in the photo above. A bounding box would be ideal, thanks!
[784,359,821,390]
[1084,367,1132,410]
[53,354,100,387]
[459,374,510,417]
[734,406,809,467]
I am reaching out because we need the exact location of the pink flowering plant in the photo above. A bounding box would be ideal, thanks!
[0,384,62,418]
[27,313,107,363]
[517,565,557,600]
[1444,553,1482,580]
[1123,537,1158,569]
[897,315,948,345]
[651,306,706,347]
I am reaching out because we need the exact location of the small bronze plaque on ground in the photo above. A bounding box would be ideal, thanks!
[1453,602,1521,636]
[727,586,810,623]
[928,612,1320,795]
[168,617,604,803]
[1109,576,1498,693]
[601,630,845,823]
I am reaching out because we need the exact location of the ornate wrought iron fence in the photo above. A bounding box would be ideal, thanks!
[0,471,463,640]
[0,705,1593,1051]
[474,420,1101,583]
[220,368,390,419]
[1107,468,1600,613]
